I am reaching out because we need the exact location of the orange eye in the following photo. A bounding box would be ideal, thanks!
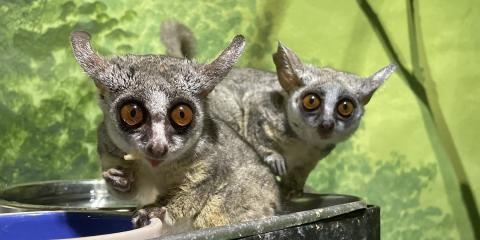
[302,93,321,111]
[170,104,193,128]
[337,99,355,118]
[120,103,145,128]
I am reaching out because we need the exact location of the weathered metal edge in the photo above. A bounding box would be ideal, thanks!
[156,200,366,240]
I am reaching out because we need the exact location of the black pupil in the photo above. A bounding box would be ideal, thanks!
[342,102,348,110]
[130,107,136,118]
[179,110,185,118]
[309,96,316,104]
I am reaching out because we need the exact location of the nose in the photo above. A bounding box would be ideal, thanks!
[320,120,335,132]
[146,143,168,157]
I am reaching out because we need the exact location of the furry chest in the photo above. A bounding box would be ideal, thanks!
[280,140,327,168]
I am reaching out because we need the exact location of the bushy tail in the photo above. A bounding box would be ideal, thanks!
[160,20,196,59]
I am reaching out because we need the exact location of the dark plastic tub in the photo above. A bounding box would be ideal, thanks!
[156,193,369,240]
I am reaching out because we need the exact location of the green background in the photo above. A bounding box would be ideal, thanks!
[1,1,478,239]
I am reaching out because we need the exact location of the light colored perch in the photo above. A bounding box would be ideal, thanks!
[123,153,140,161]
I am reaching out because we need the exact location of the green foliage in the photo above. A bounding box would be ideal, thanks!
[0,0,140,185]
[308,138,455,240]
[0,0,261,185]
[0,0,475,239]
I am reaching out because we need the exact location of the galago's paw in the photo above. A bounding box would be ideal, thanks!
[265,153,287,176]
[102,167,134,192]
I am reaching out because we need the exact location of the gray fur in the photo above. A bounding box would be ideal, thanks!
[158,23,395,197]
[209,43,396,197]
[159,22,396,197]
[71,31,279,234]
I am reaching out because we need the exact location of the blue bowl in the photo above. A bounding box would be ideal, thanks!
[0,211,133,240]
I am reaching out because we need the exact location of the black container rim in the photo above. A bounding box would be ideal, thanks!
[158,194,366,240]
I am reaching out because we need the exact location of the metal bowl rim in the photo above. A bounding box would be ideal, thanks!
[0,179,135,211]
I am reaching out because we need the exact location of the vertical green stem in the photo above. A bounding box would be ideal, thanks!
[357,0,479,238]
[406,0,480,238]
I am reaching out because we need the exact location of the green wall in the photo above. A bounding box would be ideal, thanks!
[0,1,478,239]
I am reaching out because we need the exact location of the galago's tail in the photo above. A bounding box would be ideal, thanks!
[160,20,196,59]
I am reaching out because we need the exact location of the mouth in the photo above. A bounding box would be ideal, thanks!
[317,129,334,139]
[146,158,163,167]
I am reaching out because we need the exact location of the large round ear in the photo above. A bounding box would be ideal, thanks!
[70,31,114,91]
[272,42,304,93]
[360,64,396,105]
[199,35,246,96]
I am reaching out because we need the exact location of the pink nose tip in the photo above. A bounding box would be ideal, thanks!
[146,143,168,157]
